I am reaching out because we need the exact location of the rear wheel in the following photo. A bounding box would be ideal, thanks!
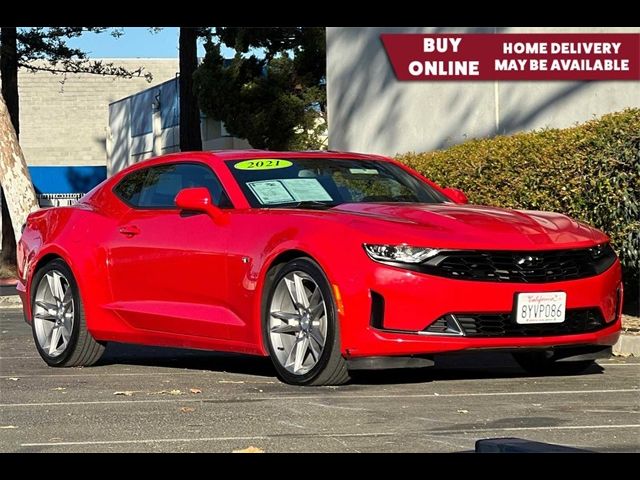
[31,259,105,367]
[513,351,595,376]
[264,258,349,386]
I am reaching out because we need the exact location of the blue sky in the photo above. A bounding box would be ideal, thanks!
[66,27,235,58]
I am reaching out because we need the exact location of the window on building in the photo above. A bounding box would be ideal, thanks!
[130,89,155,136]
[159,79,179,129]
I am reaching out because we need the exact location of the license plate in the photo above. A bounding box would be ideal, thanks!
[515,292,566,324]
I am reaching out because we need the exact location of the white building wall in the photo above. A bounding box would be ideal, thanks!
[327,27,640,156]
[107,80,251,176]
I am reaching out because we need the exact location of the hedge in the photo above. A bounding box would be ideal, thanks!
[397,109,639,299]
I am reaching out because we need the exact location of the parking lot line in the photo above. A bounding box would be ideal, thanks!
[2,362,638,376]
[0,372,229,378]
[20,432,397,447]
[19,425,640,448]
[429,424,640,434]
[598,363,640,366]
[2,388,638,408]
[0,356,40,360]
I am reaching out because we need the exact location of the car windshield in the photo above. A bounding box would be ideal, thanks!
[226,157,449,208]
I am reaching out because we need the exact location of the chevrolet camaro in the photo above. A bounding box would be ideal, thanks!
[17,150,623,385]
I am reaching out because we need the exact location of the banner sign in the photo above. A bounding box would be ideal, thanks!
[381,33,640,81]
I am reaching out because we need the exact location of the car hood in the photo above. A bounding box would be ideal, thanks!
[332,203,607,249]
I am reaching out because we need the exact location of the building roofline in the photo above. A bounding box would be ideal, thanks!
[108,75,179,107]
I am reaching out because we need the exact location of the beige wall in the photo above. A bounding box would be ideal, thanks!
[327,27,640,156]
[13,59,178,166]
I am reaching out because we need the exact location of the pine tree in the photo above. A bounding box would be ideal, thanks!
[194,27,326,151]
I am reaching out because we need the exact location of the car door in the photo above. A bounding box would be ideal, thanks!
[106,162,244,340]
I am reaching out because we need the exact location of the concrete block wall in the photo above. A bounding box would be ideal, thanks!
[12,59,179,166]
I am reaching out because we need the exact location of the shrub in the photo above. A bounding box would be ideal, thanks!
[397,109,639,308]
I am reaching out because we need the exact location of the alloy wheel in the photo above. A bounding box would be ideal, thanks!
[33,270,74,357]
[268,271,328,375]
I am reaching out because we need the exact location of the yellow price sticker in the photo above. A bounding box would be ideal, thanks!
[234,159,293,171]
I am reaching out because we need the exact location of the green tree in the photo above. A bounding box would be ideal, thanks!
[193,27,326,151]
[0,27,150,276]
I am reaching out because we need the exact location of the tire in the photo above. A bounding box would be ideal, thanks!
[263,257,349,386]
[31,259,105,367]
[512,351,595,376]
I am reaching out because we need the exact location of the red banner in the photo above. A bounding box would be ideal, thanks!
[381,33,640,81]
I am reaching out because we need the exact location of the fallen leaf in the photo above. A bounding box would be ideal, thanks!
[8,377,19,381]
[457,409,469,414]
[180,407,195,413]
[0,426,17,429]
[218,380,244,384]
[189,388,202,394]
[114,391,134,396]
[232,446,264,453]
[433,393,440,396]
[147,389,184,396]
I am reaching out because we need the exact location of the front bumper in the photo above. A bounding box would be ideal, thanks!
[339,259,623,357]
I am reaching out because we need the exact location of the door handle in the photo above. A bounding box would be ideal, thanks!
[118,225,141,237]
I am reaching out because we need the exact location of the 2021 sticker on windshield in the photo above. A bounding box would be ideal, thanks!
[234,159,293,171]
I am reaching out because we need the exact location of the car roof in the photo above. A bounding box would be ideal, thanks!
[111,150,394,179]
[201,149,390,163]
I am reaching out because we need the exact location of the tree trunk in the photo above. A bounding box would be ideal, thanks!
[179,27,203,152]
[0,94,39,252]
[1,27,21,269]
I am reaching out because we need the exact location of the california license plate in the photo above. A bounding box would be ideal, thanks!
[515,292,566,324]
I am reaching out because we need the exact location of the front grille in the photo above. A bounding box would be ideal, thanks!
[423,244,616,283]
[451,308,606,337]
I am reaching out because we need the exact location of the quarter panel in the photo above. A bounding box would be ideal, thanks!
[20,205,124,338]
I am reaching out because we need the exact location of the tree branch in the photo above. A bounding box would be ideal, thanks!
[17,60,153,82]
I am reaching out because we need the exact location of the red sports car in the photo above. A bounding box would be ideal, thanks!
[17,151,622,385]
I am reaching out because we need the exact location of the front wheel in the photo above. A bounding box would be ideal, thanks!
[263,258,349,386]
[513,351,595,376]
[31,259,105,367]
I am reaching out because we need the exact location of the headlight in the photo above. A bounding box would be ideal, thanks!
[363,244,441,264]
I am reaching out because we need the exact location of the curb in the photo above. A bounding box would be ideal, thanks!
[613,334,640,358]
[0,296,21,309]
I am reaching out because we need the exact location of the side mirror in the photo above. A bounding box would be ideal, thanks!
[175,187,228,223]
[443,187,469,204]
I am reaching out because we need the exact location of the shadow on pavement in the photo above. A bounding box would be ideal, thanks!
[98,343,605,385]
[351,353,604,385]
[98,342,276,378]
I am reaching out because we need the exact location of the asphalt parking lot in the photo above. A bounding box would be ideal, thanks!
[1,307,639,453]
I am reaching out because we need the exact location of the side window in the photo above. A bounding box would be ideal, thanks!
[113,169,148,206]
[114,163,231,209]
[175,163,232,208]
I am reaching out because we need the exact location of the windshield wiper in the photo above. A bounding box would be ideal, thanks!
[279,201,335,210]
